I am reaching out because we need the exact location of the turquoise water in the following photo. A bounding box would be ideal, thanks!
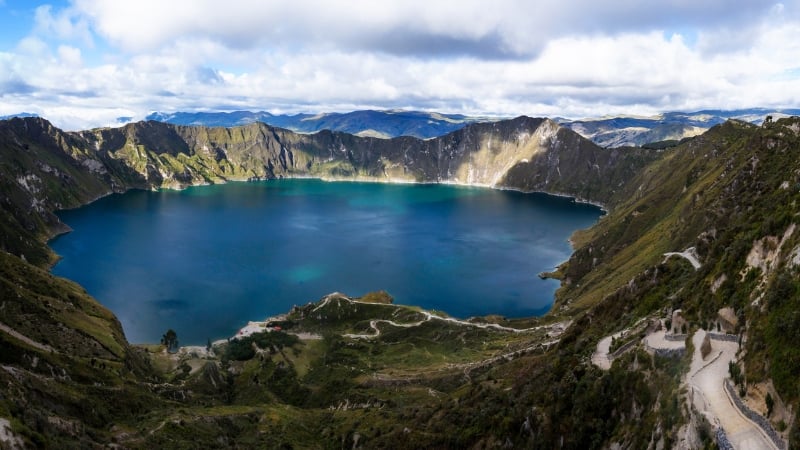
[50,179,601,344]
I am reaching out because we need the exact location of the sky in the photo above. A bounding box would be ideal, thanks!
[1,0,799,130]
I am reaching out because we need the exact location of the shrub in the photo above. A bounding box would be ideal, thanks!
[765,392,774,417]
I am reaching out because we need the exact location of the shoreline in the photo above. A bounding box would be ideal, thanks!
[307,174,608,212]
[46,175,605,345]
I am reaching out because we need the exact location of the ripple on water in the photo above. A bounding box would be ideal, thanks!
[50,179,602,344]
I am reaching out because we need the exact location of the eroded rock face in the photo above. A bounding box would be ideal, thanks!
[77,116,649,203]
[1,116,655,265]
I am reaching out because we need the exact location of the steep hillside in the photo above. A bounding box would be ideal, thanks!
[2,115,800,448]
[0,250,165,447]
[562,108,800,147]
[1,116,654,266]
[554,117,800,444]
[0,118,118,266]
[83,116,650,200]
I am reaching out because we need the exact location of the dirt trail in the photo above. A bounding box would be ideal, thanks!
[643,329,686,351]
[663,247,701,269]
[593,322,777,449]
[591,318,650,370]
[688,330,777,450]
[591,332,623,370]
[0,321,56,353]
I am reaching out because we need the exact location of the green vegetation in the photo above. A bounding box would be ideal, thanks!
[223,331,300,362]
[1,116,800,447]
[161,329,179,353]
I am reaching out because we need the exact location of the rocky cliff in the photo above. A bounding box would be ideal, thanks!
[79,116,651,197]
[3,115,799,448]
[1,116,654,266]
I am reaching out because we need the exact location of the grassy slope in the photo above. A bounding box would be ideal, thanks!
[559,120,762,309]
[556,118,800,442]
[2,116,800,447]
[0,251,165,447]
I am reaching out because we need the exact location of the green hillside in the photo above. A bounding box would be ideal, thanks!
[0,116,798,448]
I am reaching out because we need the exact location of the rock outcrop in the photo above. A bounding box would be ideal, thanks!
[1,116,654,265]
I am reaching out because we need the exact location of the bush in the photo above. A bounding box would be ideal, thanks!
[223,331,300,362]
[225,339,255,361]
[765,392,774,417]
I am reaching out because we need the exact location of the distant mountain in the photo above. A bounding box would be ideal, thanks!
[145,109,489,139]
[0,115,652,267]
[560,108,800,147]
[3,114,800,447]
[0,112,38,120]
[146,107,800,147]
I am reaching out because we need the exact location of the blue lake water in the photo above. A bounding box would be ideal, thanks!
[50,179,601,344]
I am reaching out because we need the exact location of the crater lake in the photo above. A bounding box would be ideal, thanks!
[50,179,602,344]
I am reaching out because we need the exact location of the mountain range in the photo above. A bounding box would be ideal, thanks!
[144,109,485,140]
[140,107,800,146]
[559,108,800,147]
[0,114,799,447]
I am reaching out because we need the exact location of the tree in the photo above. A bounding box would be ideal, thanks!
[162,329,179,353]
[206,338,212,352]
[766,392,774,417]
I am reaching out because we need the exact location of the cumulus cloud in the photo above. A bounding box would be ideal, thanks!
[69,0,775,58]
[34,4,93,47]
[1,0,799,129]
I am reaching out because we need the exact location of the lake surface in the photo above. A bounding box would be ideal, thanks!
[50,179,601,344]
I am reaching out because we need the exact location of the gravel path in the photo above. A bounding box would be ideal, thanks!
[592,319,649,370]
[688,330,777,450]
[593,323,777,449]
[591,332,622,370]
[644,329,686,350]
[663,247,702,269]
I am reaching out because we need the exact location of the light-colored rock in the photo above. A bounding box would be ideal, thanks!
[717,308,737,334]
[671,309,687,335]
[710,274,727,294]
[0,418,24,450]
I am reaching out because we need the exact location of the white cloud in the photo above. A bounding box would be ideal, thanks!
[57,45,82,66]
[1,0,800,129]
[69,0,778,58]
[34,4,93,47]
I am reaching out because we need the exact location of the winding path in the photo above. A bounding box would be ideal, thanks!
[663,247,702,270]
[591,318,649,369]
[688,330,777,450]
[591,332,623,370]
[319,293,570,338]
[643,329,686,351]
[343,319,425,339]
